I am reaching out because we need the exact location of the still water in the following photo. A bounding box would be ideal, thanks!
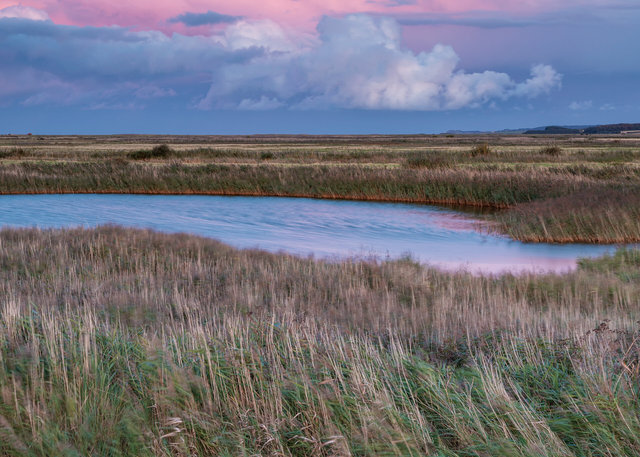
[0,194,619,274]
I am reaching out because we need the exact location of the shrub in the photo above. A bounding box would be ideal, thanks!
[128,144,174,160]
[541,145,562,156]
[470,144,491,157]
[260,152,275,160]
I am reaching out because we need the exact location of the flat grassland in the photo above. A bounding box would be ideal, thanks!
[1,133,640,243]
[1,135,640,456]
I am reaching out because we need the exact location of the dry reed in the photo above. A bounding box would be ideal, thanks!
[0,226,639,455]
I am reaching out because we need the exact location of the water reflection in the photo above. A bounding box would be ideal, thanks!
[0,194,620,274]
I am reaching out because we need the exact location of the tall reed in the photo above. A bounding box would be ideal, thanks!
[1,227,639,455]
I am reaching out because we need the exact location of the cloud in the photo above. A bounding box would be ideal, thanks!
[238,96,285,110]
[569,100,592,110]
[200,15,562,111]
[222,19,306,52]
[394,12,540,28]
[367,0,418,6]
[0,17,262,109]
[0,18,259,87]
[168,10,241,27]
[0,5,50,21]
[0,13,561,112]
[134,85,177,99]
[389,9,601,29]
[512,64,563,98]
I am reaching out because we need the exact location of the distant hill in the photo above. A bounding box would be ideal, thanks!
[445,125,589,135]
[444,130,484,134]
[444,122,640,135]
[524,126,582,134]
[524,123,640,135]
[582,123,640,134]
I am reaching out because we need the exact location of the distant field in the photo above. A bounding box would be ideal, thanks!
[1,134,640,242]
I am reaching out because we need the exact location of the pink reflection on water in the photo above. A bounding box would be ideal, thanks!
[424,211,489,233]
[430,257,579,276]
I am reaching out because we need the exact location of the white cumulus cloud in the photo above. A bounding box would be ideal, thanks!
[513,64,563,98]
[200,15,562,111]
[0,13,562,111]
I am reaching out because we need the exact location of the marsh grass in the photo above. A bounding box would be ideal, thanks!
[3,135,639,165]
[1,226,640,455]
[405,151,454,169]
[497,188,640,243]
[0,147,27,159]
[0,160,602,206]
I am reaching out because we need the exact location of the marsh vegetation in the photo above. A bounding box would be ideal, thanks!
[0,226,639,456]
[1,134,639,243]
[1,134,640,455]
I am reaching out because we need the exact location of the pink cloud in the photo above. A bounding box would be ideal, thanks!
[0,4,49,20]
[0,0,610,30]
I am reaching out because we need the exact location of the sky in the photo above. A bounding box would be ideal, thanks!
[0,0,638,133]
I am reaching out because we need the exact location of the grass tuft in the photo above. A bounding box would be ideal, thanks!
[541,145,563,156]
[470,143,491,156]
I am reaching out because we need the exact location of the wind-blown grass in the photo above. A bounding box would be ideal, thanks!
[1,226,639,456]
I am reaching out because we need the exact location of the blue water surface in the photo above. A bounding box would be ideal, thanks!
[0,194,620,274]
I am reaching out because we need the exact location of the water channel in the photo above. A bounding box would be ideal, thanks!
[0,194,620,274]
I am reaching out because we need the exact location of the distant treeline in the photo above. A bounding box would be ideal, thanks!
[525,123,640,135]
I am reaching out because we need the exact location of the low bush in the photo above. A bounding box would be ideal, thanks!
[128,144,174,160]
[470,143,491,156]
[541,145,562,156]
